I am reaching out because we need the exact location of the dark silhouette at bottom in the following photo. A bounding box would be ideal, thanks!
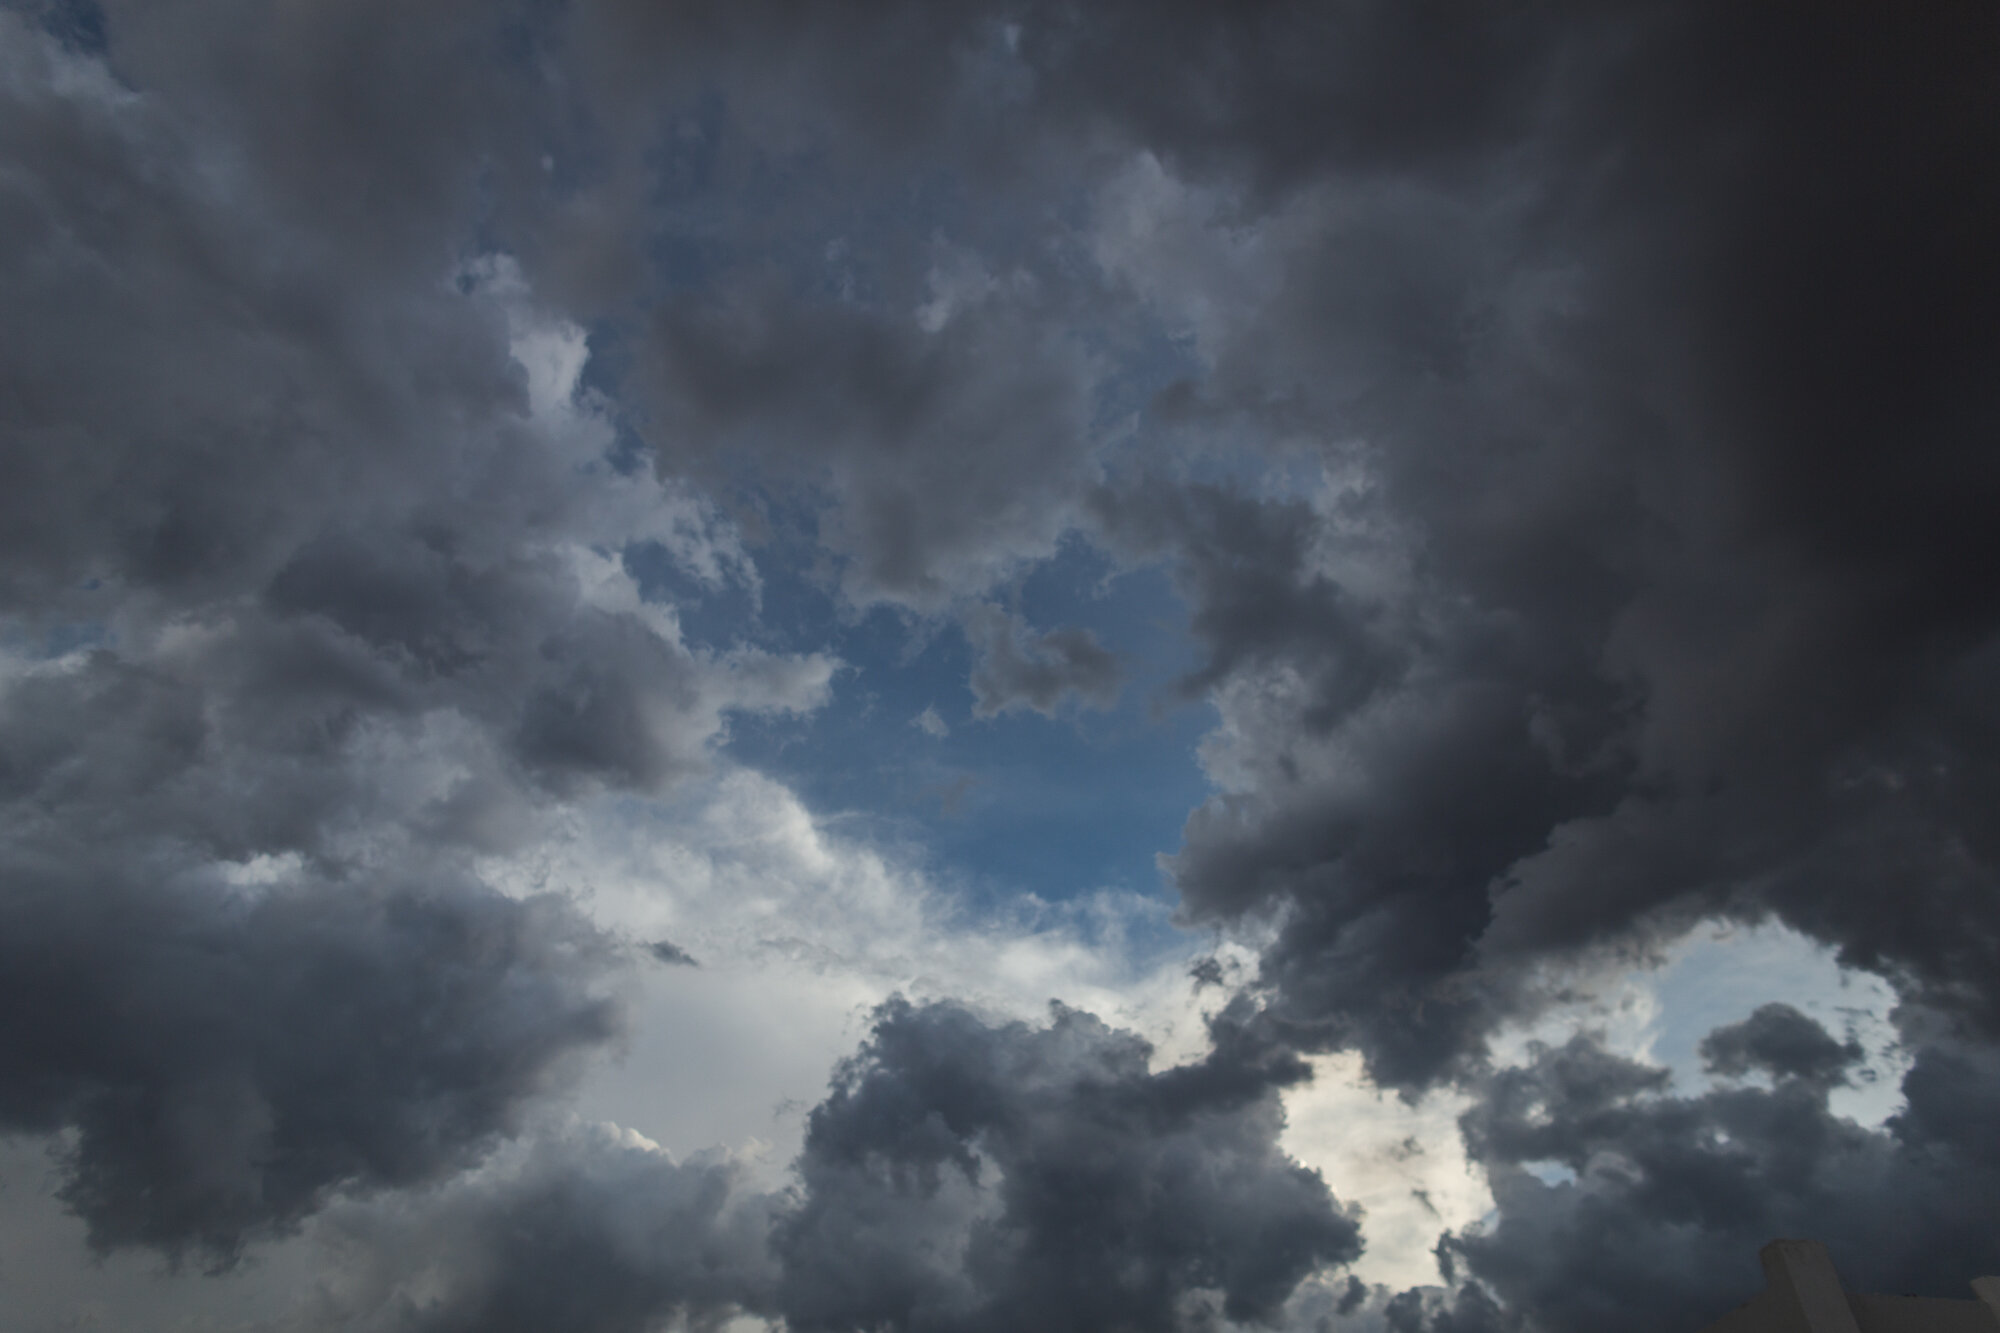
[1700,1241,2000,1333]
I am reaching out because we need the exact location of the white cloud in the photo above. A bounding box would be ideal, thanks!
[482,769,1225,1176]
[1281,1057,1488,1292]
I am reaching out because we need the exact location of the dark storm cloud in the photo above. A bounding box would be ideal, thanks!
[1698,1004,1864,1091]
[1073,0,2000,1101]
[1019,0,1558,195]
[318,1127,778,1333]
[1382,1282,1517,1333]
[1092,477,1593,1090]
[640,281,1096,612]
[0,841,618,1265]
[1091,479,1405,721]
[0,592,631,1270]
[1263,1268,1518,1333]
[961,601,1122,718]
[579,0,1552,196]
[1069,8,2000,1327]
[0,23,507,609]
[511,609,712,791]
[301,998,1358,1333]
[7,0,2000,1327]
[0,7,823,1266]
[776,998,1361,1333]
[1433,1011,2000,1333]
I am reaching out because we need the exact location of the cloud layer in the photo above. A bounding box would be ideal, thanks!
[3,1,1998,1328]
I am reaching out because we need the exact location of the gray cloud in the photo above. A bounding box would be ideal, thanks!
[284,998,1361,1333]
[1092,480,1403,720]
[0,839,619,1266]
[1096,474,1585,1089]
[312,1126,778,1333]
[5,1,2000,1328]
[1069,11,2000,1326]
[1698,1004,1865,1091]
[961,602,1122,719]
[647,939,700,968]
[1436,1010,2000,1333]
[639,281,1098,613]
[1071,1,2000,1103]
[776,998,1361,1333]
[0,6,823,1269]
[1378,1282,1519,1333]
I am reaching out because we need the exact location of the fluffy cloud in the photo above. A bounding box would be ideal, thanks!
[638,278,1098,612]
[208,994,1360,1333]
[0,8,827,1270]
[1437,1008,2000,1333]
[304,1125,779,1333]
[4,2,1998,1329]
[0,843,619,1264]
[777,998,1361,1333]
[1081,3,2000,1109]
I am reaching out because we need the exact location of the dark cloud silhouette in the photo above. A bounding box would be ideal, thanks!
[776,998,1361,1333]
[1699,1004,1865,1091]
[1382,1281,1518,1333]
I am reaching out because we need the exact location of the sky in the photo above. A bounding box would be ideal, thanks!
[1,3,1998,1331]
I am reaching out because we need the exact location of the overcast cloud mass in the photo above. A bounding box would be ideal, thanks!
[2,2,1997,1330]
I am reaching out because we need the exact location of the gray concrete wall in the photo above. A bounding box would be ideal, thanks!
[1693,1241,2000,1333]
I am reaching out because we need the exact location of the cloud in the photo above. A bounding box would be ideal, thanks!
[304,1125,778,1333]
[961,602,1123,719]
[1091,478,1407,726]
[776,997,1362,1333]
[0,843,620,1265]
[269,996,1362,1333]
[4,2,2000,1329]
[0,13,829,1270]
[639,281,1098,613]
[497,768,1215,1062]
[1698,1003,1865,1091]
[1057,14,2000,1320]
[647,939,700,967]
[1434,1009,2000,1333]
[913,705,950,738]
[1069,1,2000,1107]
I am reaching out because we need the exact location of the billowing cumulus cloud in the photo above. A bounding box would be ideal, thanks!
[777,997,1361,1333]
[3,1,1998,1329]
[1436,1009,2000,1333]
[283,999,1356,1333]
[1081,0,2000,1115]
[0,835,619,1264]
[641,281,1099,613]
[0,0,825,1271]
[307,1125,779,1333]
